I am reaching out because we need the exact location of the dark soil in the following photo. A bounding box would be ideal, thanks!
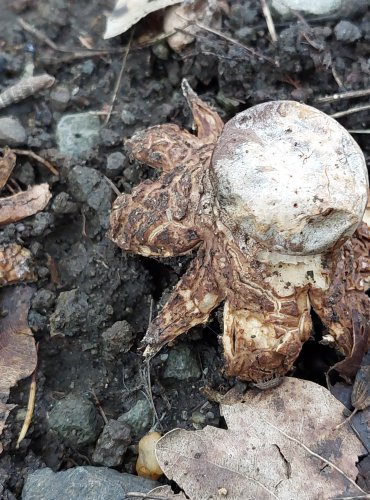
[1,0,370,497]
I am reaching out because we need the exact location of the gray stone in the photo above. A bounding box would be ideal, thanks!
[92,420,131,466]
[68,166,112,213]
[30,212,54,237]
[32,289,56,314]
[106,151,125,177]
[271,0,342,17]
[49,289,89,337]
[22,466,158,500]
[99,128,120,147]
[120,108,136,125]
[13,161,35,185]
[0,117,26,146]
[56,113,100,157]
[334,20,362,42]
[50,85,70,112]
[118,399,153,434]
[48,394,102,447]
[152,41,170,60]
[101,320,135,361]
[51,192,78,214]
[162,344,201,381]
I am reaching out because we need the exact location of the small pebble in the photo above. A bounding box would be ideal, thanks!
[92,419,132,467]
[101,320,136,361]
[0,116,26,146]
[106,151,125,178]
[162,344,201,381]
[50,85,71,111]
[48,394,102,447]
[120,108,136,125]
[334,20,362,42]
[118,399,153,434]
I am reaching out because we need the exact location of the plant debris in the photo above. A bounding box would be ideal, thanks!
[0,183,51,226]
[0,286,36,454]
[155,378,367,499]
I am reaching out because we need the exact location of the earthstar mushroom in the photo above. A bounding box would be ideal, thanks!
[108,81,370,383]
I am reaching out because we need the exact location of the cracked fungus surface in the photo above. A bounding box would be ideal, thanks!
[108,82,370,383]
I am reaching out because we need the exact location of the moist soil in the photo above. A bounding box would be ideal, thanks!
[1,0,370,497]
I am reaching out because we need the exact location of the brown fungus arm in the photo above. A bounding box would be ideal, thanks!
[108,165,204,257]
[181,79,224,144]
[126,80,223,173]
[143,251,224,357]
[309,226,370,357]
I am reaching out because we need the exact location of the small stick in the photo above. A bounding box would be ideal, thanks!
[316,87,370,103]
[91,390,108,425]
[104,29,134,126]
[348,129,370,134]
[18,17,59,51]
[330,103,370,119]
[184,17,279,67]
[103,175,121,196]
[1,148,59,176]
[16,344,38,448]
[0,74,55,109]
[260,0,278,43]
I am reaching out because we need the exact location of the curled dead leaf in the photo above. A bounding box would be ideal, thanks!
[0,183,51,226]
[0,286,36,454]
[155,378,367,499]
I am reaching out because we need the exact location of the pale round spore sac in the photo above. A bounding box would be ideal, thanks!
[211,100,369,255]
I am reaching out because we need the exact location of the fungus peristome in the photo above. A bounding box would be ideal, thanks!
[108,81,370,383]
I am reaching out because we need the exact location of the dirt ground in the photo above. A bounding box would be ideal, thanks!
[1,0,370,497]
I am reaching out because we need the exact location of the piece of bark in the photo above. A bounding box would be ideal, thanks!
[0,148,16,189]
[0,183,51,226]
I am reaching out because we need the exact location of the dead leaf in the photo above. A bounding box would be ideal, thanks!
[0,183,51,226]
[0,148,16,190]
[163,0,221,52]
[103,0,181,39]
[156,378,367,499]
[0,243,36,286]
[0,286,36,454]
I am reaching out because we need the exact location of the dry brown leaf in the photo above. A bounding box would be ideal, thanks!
[0,183,51,226]
[0,286,36,454]
[0,148,16,190]
[103,0,181,39]
[156,378,367,499]
[0,243,36,286]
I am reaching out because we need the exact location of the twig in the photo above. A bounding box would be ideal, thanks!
[91,389,108,425]
[126,494,168,500]
[330,103,370,119]
[104,29,134,126]
[6,148,59,176]
[103,175,121,197]
[0,74,55,109]
[16,344,38,448]
[259,0,278,43]
[316,87,370,103]
[184,17,279,67]
[18,17,59,50]
[348,129,370,134]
